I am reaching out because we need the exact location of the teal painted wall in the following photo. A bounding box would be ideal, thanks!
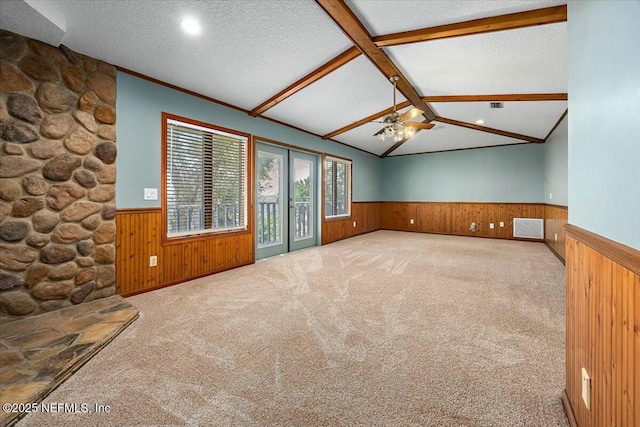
[544,115,568,206]
[115,72,382,208]
[381,144,545,202]
[568,1,640,249]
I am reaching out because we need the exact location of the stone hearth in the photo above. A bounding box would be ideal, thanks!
[0,295,137,426]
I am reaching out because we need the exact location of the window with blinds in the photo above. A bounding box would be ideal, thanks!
[324,156,351,218]
[165,117,248,238]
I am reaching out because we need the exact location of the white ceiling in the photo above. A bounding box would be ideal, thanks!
[18,0,354,110]
[430,101,568,139]
[1,0,568,157]
[347,0,566,36]
[385,22,568,96]
[390,123,527,156]
[265,56,407,136]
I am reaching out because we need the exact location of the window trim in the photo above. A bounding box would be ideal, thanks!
[161,112,253,246]
[323,154,352,221]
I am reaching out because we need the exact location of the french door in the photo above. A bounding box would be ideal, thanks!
[255,143,318,259]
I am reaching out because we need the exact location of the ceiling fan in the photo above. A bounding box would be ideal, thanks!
[374,76,434,142]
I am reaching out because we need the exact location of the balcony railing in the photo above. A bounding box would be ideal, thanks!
[168,201,312,242]
[258,201,311,246]
[258,202,279,245]
[294,201,311,239]
[167,203,240,234]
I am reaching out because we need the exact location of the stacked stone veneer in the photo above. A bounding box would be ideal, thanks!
[0,31,117,323]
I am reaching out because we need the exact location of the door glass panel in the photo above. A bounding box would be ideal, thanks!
[257,152,283,248]
[293,158,313,241]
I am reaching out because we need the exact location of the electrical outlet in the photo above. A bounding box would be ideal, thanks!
[149,255,157,267]
[555,233,558,242]
[410,219,414,225]
[353,221,357,227]
[489,223,494,229]
[499,222,504,227]
[581,368,591,410]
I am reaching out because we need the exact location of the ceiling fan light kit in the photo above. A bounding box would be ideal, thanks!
[379,120,405,142]
[375,75,429,143]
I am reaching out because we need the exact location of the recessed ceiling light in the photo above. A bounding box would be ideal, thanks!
[180,17,201,36]
[476,119,485,124]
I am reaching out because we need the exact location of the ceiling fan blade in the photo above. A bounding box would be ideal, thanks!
[405,122,435,130]
[399,107,424,122]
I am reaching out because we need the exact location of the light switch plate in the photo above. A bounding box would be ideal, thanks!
[489,223,494,229]
[144,188,158,200]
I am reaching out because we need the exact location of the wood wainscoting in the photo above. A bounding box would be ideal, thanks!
[564,225,639,427]
[381,202,545,240]
[545,204,568,262]
[116,208,254,296]
[322,202,381,245]
[117,202,566,295]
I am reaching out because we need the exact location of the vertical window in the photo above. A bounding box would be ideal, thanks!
[324,156,351,218]
[164,115,248,238]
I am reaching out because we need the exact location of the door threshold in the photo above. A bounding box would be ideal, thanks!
[256,253,288,262]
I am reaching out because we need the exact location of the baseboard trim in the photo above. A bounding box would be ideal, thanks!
[545,242,565,265]
[119,261,254,297]
[562,390,578,427]
[323,228,381,245]
[381,228,544,243]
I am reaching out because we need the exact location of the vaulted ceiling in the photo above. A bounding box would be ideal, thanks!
[0,0,568,157]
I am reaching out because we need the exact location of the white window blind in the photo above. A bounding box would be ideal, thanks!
[324,156,351,218]
[166,118,247,237]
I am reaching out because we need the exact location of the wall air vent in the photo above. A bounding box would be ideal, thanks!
[490,102,504,109]
[513,218,544,239]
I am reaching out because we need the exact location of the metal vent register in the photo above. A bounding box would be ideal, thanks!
[513,218,544,239]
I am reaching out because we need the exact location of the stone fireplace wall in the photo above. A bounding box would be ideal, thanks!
[0,31,117,323]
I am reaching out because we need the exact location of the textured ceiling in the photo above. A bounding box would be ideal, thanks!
[265,56,406,137]
[347,0,566,36]
[1,0,569,157]
[389,123,527,156]
[26,0,353,110]
[385,22,568,96]
[0,0,65,46]
[431,101,568,139]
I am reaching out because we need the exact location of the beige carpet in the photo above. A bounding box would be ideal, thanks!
[17,231,568,426]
